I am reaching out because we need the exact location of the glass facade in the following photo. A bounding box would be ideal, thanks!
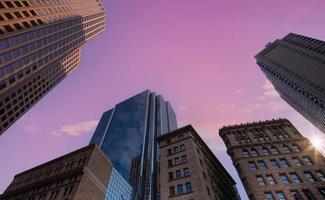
[90,90,177,200]
[105,168,133,200]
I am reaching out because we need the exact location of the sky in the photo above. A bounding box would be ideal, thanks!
[1,0,325,199]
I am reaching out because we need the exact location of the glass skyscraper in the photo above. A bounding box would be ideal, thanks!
[90,90,177,200]
[0,0,105,135]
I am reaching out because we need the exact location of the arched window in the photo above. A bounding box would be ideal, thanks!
[292,144,300,152]
[263,147,271,156]
[271,146,279,154]
[283,145,291,153]
[251,148,259,156]
[243,149,249,157]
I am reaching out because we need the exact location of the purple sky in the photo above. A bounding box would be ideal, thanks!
[1,1,325,199]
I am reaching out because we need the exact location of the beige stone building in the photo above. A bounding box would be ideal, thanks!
[157,125,240,200]
[219,118,325,200]
[0,0,105,135]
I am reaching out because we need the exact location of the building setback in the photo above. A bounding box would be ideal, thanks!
[158,125,240,200]
[0,144,132,200]
[255,33,325,133]
[90,90,177,200]
[0,0,106,135]
[219,118,325,200]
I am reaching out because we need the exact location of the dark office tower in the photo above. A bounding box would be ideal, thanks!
[0,144,132,200]
[219,119,325,200]
[90,90,178,200]
[255,33,325,133]
[158,125,240,200]
[0,0,106,135]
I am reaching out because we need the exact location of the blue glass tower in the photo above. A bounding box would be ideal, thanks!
[90,90,177,200]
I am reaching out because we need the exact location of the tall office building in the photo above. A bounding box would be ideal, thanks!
[0,0,106,135]
[219,118,325,200]
[0,144,132,200]
[255,33,325,133]
[90,90,178,200]
[157,125,240,200]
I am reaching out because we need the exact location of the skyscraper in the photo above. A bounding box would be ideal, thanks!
[255,33,325,133]
[158,125,240,200]
[0,0,106,135]
[219,119,325,200]
[90,90,177,200]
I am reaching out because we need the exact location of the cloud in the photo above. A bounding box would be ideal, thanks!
[265,101,288,112]
[258,80,279,100]
[235,89,241,95]
[52,120,98,137]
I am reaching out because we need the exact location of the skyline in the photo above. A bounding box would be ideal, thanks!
[1,1,325,200]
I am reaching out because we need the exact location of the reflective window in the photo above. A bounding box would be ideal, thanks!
[280,174,290,184]
[185,182,192,193]
[292,157,302,166]
[290,173,301,184]
[276,191,287,200]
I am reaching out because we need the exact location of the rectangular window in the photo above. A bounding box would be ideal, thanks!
[266,175,276,185]
[177,184,183,194]
[279,158,290,168]
[304,172,316,183]
[291,190,302,200]
[280,174,290,184]
[249,161,257,171]
[276,191,287,200]
[176,170,181,178]
[180,144,185,151]
[303,156,313,166]
[181,155,187,163]
[184,168,190,177]
[258,160,267,170]
[168,172,173,180]
[169,186,175,196]
[302,189,316,200]
[316,171,325,182]
[256,175,266,186]
[290,172,301,184]
[270,159,279,169]
[167,149,172,155]
[185,182,192,193]
[265,192,274,200]
[292,157,302,166]
[175,157,180,165]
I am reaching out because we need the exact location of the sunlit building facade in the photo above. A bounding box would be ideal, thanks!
[256,33,325,133]
[219,119,325,200]
[0,0,106,135]
[90,90,178,200]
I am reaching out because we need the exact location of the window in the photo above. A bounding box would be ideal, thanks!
[256,176,266,186]
[263,147,270,155]
[292,145,300,152]
[271,146,279,154]
[280,174,290,184]
[175,157,180,165]
[258,161,267,170]
[174,146,178,152]
[184,168,190,177]
[180,144,185,151]
[169,186,175,196]
[168,160,172,167]
[292,157,302,167]
[304,172,316,183]
[181,155,187,163]
[177,184,183,194]
[291,190,302,200]
[316,171,325,182]
[243,149,249,157]
[176,170,181,178]
[251,148,259,156]
[206,186,210,196]
[0,39,9,49]
[303,189,316,200]
[168,172,173,180]
[283,145,290,153]
[266,175,276,185]
[279,158,290,168]
[203,171,206,180]
[249,161,257,171]
[265,192,274,200]
[185,182,192,193]
[167,149,172,155]
[276,191,287,200]
[303,156,313,166]
[290,172,301,184]
[270,159,279,169]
